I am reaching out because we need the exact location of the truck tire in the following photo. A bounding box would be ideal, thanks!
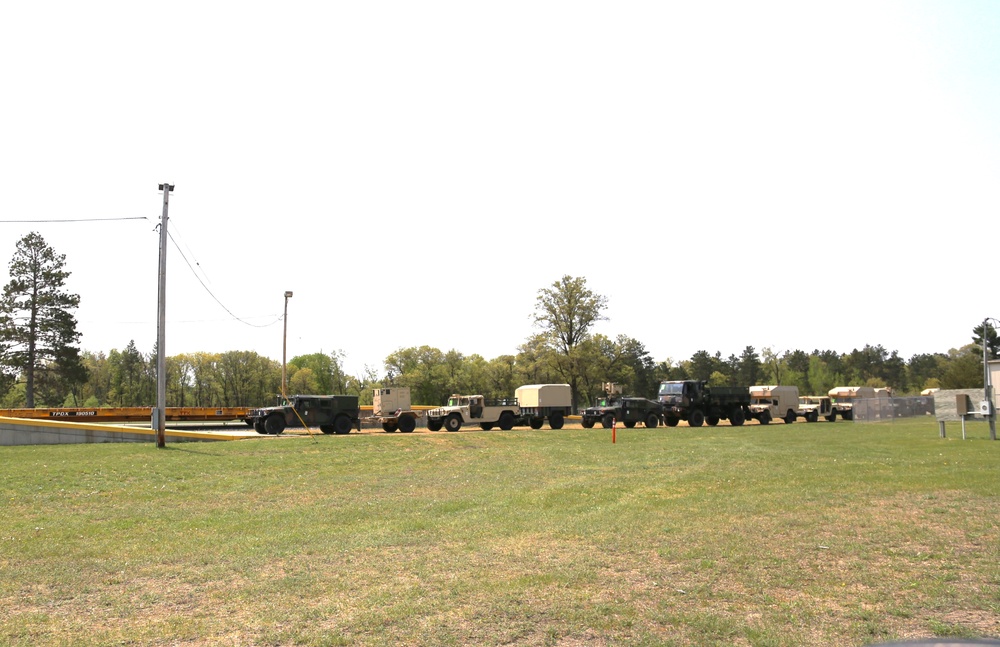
[382,422,398,433]
[645,413,659,429]
[601,413,615,429]
[253,420,267,434]
[480,422,494,431]
[706,416,720,426]
[759,410,771,425]
[581,417,595,428]
[498,412,515,431]
[427,418,443,432]
[843,410,853,421]
[549,411,565,430]
[784,410,796,424]
[825,411,837,423]
[264,414,286,435]
[730,407,746,426]
[807,411,819,423]
[664,417,679,427]
[688,410,705,427]
[398,414,416,433]
[529,417,544,429]
[444,414,462,432]
[333,415,353,435]
[624,420,636,428]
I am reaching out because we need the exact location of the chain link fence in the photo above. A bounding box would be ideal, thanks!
[850,396,936,422]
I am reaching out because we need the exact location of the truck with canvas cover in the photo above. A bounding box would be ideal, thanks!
[827,386,886,421]
[425,394,521,432]
[515,383,572,429]
[657,380,751,427]
[749,385,802,424]
[798,395,836,422]
[244,394,361,435]
[365,387,423,433]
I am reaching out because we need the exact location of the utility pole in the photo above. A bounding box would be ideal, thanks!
[282,291,293,398]
[985,318,997,441]
[155,183,173,449]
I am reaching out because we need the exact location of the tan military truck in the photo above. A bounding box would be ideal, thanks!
[365,387,423,433]
[425,394,521,432]
[749,385,802,424]
[798,395,836,422]
[828,386,885,421]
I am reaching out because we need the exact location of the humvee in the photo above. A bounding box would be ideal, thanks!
[244,394,360,435]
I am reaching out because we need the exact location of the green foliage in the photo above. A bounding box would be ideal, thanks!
[0,232,86,407]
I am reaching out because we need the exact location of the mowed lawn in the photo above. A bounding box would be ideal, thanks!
[2,419,998,646]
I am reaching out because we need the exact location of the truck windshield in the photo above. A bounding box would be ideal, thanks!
[658,383,684,396]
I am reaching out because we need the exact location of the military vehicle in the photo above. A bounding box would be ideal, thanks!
[657,380,751,427]
[364,386,423,433]
[749,385,803,424]
[244,394,360,435]
[580,382,662,429]
[515,383,572,429]
[798,395,836,422]
[828,386,888,421]
[425,394,521,432]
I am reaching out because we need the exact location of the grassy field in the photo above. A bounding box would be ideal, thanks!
[2,418,998,646]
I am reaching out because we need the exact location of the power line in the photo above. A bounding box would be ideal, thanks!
[0,217,149,223]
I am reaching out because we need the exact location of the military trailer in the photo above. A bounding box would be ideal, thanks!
[244,394,361,435]
[425,394,521,432]
[798,395,836,422]
[749,385,802,424]
[657,380,751,427]
[365,387,423,433]
[515,383,572,429]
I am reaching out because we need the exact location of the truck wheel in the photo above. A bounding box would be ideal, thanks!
[688,410,705,427]
[730,407,746,426]
[264,414,286,435]
[784,410,796,424]
[529,417,544,429]
[645,413,659,429]
[253,421,266,434]
[549,412,565,429]
[664,417,679,427]
[581,417,595,429]
[759,410,771,425]
[624,420,636,428]
[444,414,462,432]
[825,411,837,423]
[427,419,443,432]
[706,417,720,426]
[480,422,494,431]
[843,410,853,421]
[498,412,515,431]
[807,411,819,423]
[601,413,615,429]
[333,415,353,435]
[382,422,398,433]
[398,414,416,433]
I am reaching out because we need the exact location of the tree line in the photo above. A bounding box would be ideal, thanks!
[1,234,996,410]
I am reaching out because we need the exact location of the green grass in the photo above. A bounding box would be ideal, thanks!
[2,419,999,646]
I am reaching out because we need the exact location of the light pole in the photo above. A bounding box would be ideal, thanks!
[983,318,998,441]
[282,291,293,399]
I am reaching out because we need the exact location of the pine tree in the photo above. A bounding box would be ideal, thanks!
[0,232,86,407]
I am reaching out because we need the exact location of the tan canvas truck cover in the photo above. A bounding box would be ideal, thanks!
[515,384,571,408]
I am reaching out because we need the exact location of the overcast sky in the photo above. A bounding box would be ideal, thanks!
[2,1,998,377]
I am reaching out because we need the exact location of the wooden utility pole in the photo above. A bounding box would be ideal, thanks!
[155,183,173,449]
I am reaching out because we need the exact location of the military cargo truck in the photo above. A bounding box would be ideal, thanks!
[749,385,802,424]
[366,387,423,433]
[244,394,361,435]
[515,383,572,429]
[425,395,521,432]
[657,380,751,427]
